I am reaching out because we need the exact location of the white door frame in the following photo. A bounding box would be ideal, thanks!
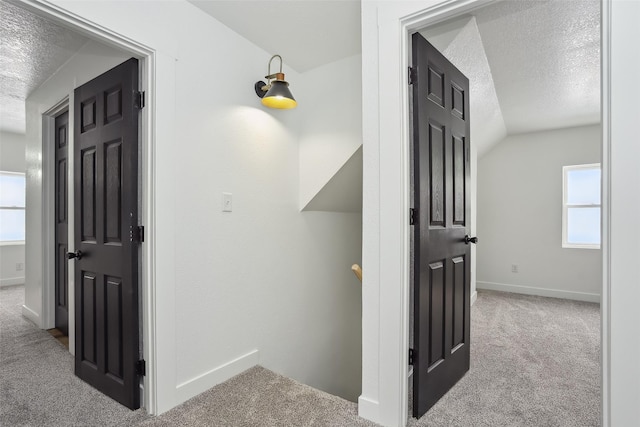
[398,0,610,425]
[15,0,159,414]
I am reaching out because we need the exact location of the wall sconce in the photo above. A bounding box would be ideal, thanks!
[254,54,297,109]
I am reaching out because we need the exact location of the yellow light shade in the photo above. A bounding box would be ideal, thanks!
[261,80,297,109]
[262,95,297,109]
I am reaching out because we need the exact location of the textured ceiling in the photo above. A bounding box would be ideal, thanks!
[421,0,599,137]
[472,0,600,135]
[0,1,87,133]
[187,0,361,72]
[0,0,599,138]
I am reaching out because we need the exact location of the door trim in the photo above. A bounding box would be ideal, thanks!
[18,0,161,415]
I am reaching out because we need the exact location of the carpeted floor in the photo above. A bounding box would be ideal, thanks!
[409,290,600,427]
[0,285,150,426]
[1,285,599,426]
[141,366,377,427]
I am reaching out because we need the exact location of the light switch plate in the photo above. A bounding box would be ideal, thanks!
[222,192,232,212]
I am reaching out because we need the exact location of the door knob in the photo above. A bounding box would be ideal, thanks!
[464,235,478,245]
[67,250,83,260]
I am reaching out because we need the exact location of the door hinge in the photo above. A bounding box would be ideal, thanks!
[135,91,145,109]
[136,359,146,376]
[409,348,415,365]
[410,208,416,225]
[408,67,417,85]
[130,225,144,243]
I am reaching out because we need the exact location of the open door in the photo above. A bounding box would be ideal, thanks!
[70,58,142,409]
[411,33,475,418]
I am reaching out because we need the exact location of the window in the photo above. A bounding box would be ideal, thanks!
[0,171,26,243]
[562,164,601,249]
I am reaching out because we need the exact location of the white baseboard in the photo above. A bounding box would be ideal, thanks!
[476,281,600,303]
[22,304,40,326]
[175,349,259,405]
[471,291,478,306]
[357,395,380,423]
[1,277,25,287]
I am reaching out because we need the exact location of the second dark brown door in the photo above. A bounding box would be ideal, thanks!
[412,32,472,418]
[55,110,69,335]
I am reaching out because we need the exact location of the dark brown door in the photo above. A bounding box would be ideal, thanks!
[412,33,473,418]
[55,110,69,335]
[72,58,141,409]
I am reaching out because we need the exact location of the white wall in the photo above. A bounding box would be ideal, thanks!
[0,131,26,286]
[170,7,362,402]
[0,244,25,287]
[361,0,640,426]
[0,131,27,171]
[477,125,602,302]
[298,54,363,210]
[28,0,363,412]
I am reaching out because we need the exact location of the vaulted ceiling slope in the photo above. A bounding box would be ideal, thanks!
[423,0,599,138]
[422,16,508,156]
[0,1,88,133]
[187,0,361,72]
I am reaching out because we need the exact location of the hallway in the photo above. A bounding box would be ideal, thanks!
[2,284,599,426]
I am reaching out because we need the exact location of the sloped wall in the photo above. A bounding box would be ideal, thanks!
[298,55,363,211]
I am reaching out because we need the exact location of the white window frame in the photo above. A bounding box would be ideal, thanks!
[0,171,26,245]
[562,163,601,249]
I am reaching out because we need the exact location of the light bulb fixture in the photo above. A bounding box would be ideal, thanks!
[254,54,297,109]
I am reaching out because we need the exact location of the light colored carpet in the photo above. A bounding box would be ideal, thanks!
[1,285,599,426]
[0,285,149,426]
[142,366,378,427]
[410,290,600,427]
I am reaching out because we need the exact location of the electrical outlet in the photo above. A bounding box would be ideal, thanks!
[511,264,518,273]
[16,262,24,271]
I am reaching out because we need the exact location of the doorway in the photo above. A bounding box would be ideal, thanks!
[410,32,472,418]
[8,0,157,413]
[407,0,601,422]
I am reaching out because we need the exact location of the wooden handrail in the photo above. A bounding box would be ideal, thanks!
[351,264,362,282]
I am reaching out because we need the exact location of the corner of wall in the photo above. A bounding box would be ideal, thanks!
[175,350,259,406]
[21,304,40,327]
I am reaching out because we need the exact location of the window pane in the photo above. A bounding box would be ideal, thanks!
[0,173,26,207]
[0,209,26,241]
[567,207,600,245]
[567,168,600,205]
